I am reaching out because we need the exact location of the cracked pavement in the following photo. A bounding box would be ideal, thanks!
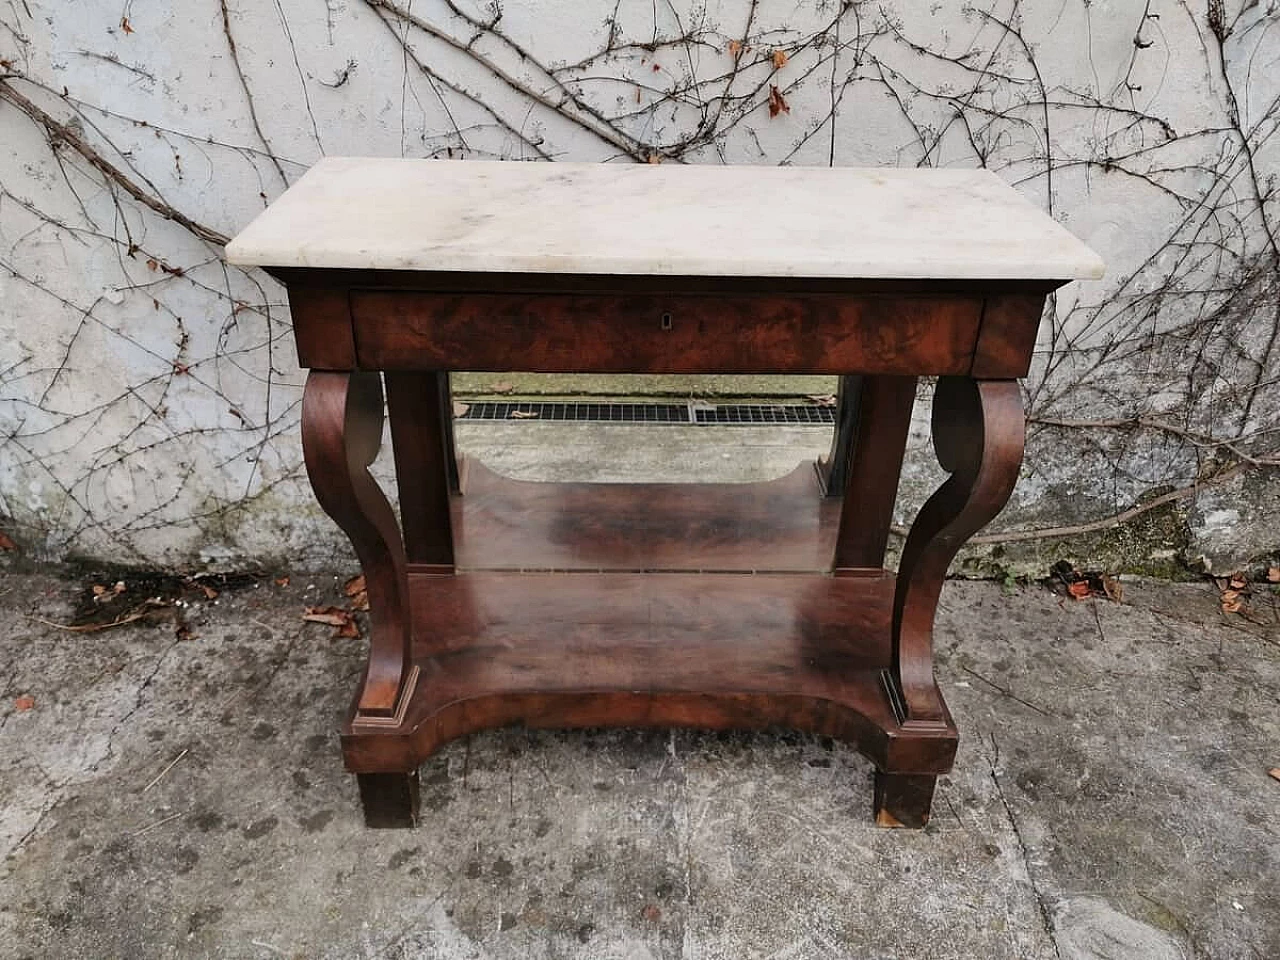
[1,423,1278,959]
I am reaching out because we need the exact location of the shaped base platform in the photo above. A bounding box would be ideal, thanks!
[339,465,957,828]
[342,568,955,773]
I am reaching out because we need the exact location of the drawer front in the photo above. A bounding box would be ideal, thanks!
[350,291,983,375]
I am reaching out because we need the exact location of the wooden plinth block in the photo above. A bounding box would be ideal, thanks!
[873,771,938,829]
[356,771,420,829]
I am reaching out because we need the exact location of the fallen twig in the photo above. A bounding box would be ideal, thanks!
[958,665,1051,716]
[142,748,189,794]
[26,612,148,633]
[130,810,184,837]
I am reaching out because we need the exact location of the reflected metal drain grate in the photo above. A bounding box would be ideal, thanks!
[693,405,834,425]
[458,401,835,425]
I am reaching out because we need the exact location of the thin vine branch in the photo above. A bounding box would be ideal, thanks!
[0,78,230,246]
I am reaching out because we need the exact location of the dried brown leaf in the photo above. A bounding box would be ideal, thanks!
[1269,767,1280,783]
[452,401,470,418]
[768,85,790,117]
[771,49,789,69]
[120,16,134,34]
[509,410,539,419]
[727,39,743,59]
[0,531,15,551]
[303,605,360,638]
[345,575,370,612]
[275,575,290,587]
[1267,567,1280,583]
[198,583,218,600]
[14,694,35,712]
[1219,571,1253,614]
[1101,575,1124,603]
[92,580,126,603]
[302,606,350,627]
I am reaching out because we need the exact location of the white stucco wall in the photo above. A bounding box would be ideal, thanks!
[1,0,1277,569]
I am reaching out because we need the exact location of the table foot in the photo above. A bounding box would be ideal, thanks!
[357,771,420,828]
[873,771,936,828]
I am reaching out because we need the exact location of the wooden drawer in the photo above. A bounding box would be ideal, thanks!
[348,291,984,375]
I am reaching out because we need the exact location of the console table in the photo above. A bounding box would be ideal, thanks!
[227,159,1102,829]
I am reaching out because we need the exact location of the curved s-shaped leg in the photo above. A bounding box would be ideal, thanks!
[302,371,414,720]
[889,377,1025,726]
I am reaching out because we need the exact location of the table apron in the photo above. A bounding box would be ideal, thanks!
[347,290,985,375]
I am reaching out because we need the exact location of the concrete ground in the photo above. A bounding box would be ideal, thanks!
[1,422,1278,960]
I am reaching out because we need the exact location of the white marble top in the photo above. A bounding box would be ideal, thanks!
[226,158,1104,280]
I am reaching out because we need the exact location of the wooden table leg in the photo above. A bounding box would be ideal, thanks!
[302,371,419,826]
[435,372,461,494]
[887,377,1025,728]
[830,375,917,570]
[817,374,862,497]
[386,372,458,570]
[850,377,1024,828]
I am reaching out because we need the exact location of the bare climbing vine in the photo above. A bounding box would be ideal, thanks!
[0,0,1276,566]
